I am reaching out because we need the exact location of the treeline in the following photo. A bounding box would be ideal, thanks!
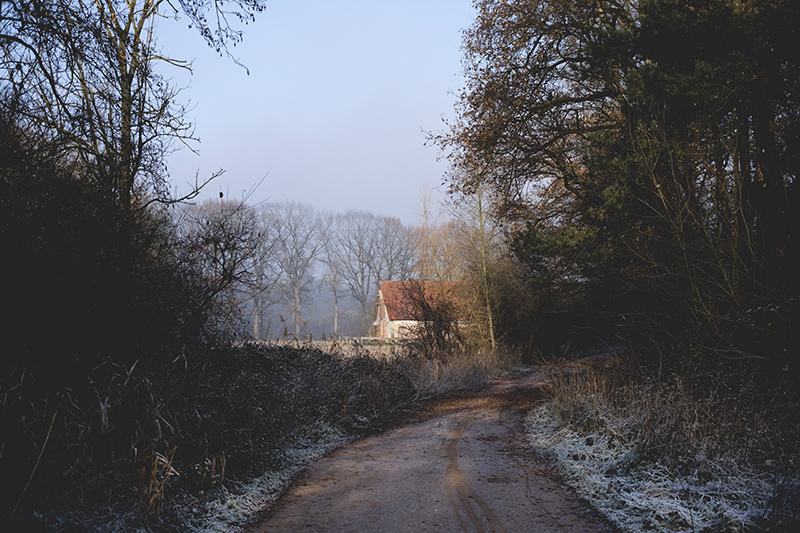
[173,192,537,345]
[175,199,417,339]
[438,0,799,380]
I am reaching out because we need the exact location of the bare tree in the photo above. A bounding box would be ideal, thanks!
[414,188,466,283]
[320,217,347,337]
[177,197,261,335]
[0,0,267,215]
[375,215,416,283]
[269,201,323,337]
[325,210,380,335]
[247,203,282,339]
[448,185,504,348]
[0,0,268,341]
[323,210,415,335]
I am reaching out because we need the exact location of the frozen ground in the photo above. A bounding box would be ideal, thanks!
[526,403,777,532]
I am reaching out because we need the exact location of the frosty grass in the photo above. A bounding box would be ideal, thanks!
[185,420,348,533]
[526,404,775,532]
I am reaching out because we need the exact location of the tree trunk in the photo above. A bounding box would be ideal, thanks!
[293,285,301,337]
[333,290,338,337]
[253,296,263,339]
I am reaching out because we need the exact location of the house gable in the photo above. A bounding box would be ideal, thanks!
[373,280,467,339]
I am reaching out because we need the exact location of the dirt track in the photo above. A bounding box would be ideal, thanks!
[249,368,611,532]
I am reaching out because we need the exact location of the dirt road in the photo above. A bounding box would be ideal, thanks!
[249,368,610,532]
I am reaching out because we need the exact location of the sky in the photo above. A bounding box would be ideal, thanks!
[158,0,476,225]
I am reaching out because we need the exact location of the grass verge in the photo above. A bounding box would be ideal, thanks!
[526,354,799,532]
[3,341,520,532]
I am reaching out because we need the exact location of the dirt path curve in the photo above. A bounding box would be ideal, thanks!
[249,368,610,533]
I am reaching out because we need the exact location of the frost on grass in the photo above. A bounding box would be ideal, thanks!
[526,405,775,532]
[184,421,347,533]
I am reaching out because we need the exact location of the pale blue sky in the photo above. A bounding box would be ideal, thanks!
[159,1,475,224]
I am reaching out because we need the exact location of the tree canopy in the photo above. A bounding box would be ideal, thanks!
[0,0,267,215]
[440,0,799,368]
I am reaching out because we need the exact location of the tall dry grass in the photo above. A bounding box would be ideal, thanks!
[399,344,522,397]
[3,339,521,531]
[537,352,800,531]
[545,355,798,471]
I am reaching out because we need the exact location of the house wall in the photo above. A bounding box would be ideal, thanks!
[385,319,417,339]
[372,283,431,339]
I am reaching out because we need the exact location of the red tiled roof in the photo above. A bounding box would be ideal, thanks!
[378,280,466,321]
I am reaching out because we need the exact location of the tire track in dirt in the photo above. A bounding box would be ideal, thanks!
[443,414,507,533]
[250,369,611,533]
